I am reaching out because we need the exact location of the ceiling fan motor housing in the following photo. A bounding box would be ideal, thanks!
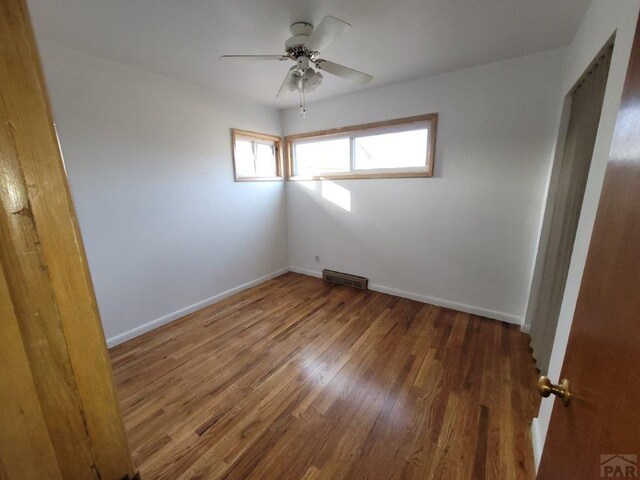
[296,56,310,70]
[285,22,314,52]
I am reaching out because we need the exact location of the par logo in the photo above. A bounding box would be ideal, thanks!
[600,455,637,478]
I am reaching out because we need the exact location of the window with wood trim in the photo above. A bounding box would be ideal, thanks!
[285,114,437,180]
[231,129,283,181]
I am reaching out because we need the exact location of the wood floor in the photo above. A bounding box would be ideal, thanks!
[110,272,539,480]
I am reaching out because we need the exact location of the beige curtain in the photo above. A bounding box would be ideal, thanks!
[528,44,613,373]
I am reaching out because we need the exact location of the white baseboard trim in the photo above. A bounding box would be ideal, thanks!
[520,323,531,334]
[289,266,323,278]
[106,267,289,348]
[531,417,544,472]
[368,283,522,325]
[289,266,523,326]
[109,266,523,348]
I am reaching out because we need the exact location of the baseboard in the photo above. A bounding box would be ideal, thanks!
[369,283,522,325]
[531,417,543,472]
[106,267,289,347]
[289,266,323,278]
[289,266,523,325]
[110,266,523,348]
[520,323,531,334]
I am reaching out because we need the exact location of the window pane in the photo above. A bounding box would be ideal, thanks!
[294,138,350,176]
[254,143,277,177]
[235,139,255,177]
[354,129,428,170]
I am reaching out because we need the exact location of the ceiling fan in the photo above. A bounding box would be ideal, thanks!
[221,16,373,116]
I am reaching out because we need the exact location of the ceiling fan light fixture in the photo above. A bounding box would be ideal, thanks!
[287,71,301,92]
[309,71,323,89]
[300,68,322,92]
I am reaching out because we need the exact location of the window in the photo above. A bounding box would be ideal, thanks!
[285,114,437,180]
[231,129,283,181]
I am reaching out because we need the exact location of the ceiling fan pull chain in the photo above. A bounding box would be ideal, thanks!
[299,91,303,116]
[300,83,307,118]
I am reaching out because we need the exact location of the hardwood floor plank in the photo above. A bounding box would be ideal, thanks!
[472,404,490,480]
[110,272,539,479]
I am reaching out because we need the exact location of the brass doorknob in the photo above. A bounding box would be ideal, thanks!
[537,376,571,406]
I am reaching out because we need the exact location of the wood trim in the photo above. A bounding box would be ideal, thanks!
[232,128,282,143]
[286,170,434,181]
[284,113,438,180]
[0,263,63,480]
[0,0,136,478]
[284,113,438,142]
[231,128,284,182]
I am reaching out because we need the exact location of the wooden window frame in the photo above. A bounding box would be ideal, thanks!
[284,113,438,181]
[231,128,284,182]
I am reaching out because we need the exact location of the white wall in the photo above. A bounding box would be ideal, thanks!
[282,49,566,324]
[37,42,288,346]
[531,0,640,469]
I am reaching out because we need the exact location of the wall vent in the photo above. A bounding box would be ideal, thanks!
[322,269,369,290]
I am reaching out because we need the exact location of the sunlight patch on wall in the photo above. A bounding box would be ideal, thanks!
[299,180,317,191]
[321,181,351,211]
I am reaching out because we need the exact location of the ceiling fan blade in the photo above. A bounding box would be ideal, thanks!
[315,60,373,85]
[220,55,288,61]
[304,16,351,52]
[277,67,297,97]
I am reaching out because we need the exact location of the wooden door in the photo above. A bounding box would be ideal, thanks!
[0,0,136,478]
[537,12,640,480]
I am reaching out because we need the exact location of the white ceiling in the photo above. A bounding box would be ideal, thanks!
[27,0,591,108]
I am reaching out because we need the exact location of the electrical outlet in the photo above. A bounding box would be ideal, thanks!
[315,255,320,263]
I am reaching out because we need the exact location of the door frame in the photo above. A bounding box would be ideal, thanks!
[0,0,136,478]
[530,6,640,471]
[524,37,614,374]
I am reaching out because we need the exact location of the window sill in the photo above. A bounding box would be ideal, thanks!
[287,171,433,181]
[234,176,284,182]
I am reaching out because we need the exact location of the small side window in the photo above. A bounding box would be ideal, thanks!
[231,129,283,181]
